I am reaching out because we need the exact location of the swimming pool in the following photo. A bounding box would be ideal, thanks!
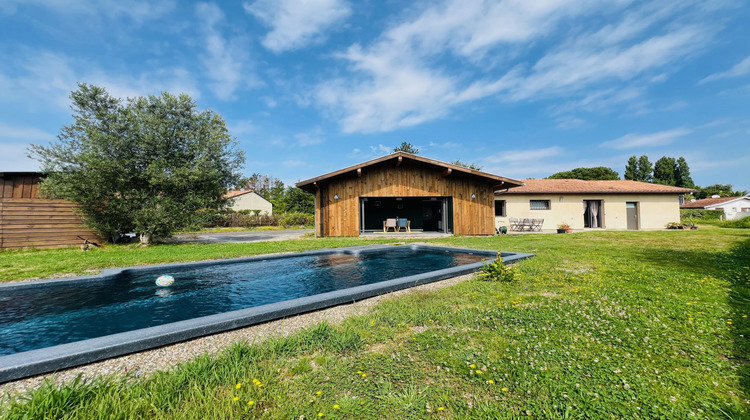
[0,244,533,382]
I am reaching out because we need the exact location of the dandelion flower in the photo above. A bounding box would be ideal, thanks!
[502,388,508,391]
[235,382,242,389]
[487,380,495,384]
[469,364,476,369]
[316,391,322,395]
[232,397,239,402]
[333,404,340,409]
[248,400,255,406]
[437,407,445,411]
[361,373,367,378]
[318,412,324,417]
[475,370,482,374]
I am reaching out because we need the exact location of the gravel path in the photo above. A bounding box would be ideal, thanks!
[0,273,475,398]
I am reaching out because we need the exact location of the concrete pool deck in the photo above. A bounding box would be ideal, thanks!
[0,244,534,385]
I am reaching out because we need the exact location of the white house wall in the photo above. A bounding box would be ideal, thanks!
[495,194,682,231]
[230,193,273,214]
[707,197,750,220]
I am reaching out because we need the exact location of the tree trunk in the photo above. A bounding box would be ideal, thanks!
[139,233,152,245]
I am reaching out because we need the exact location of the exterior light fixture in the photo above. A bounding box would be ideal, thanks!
[334,194,339,199]
[471,193,476,199]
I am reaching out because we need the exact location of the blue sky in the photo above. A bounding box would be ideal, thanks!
[1,0,749,191]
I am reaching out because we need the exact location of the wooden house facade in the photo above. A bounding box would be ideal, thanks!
[296,153,523,237]
[0,172,102,249]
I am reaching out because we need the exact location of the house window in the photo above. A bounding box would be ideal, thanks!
[495,200,506,216]
[530,200,550,210]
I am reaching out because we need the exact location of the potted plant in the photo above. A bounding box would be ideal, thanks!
[557,223,572,233]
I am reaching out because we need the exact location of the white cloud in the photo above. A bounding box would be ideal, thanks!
[600,128,691,149]
[196,3,257,101]
[1,0,175,23]
[0,122,55,142]
[0,50,200,111]
[314,0,715,133]
[483,147,565,165]
[700,55,750,83]
[227,119,256,136]
[0,142,41,172]
[244,0,351,53]
[294,131,325,147]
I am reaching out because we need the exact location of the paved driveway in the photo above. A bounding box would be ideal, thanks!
[171,229,313,244]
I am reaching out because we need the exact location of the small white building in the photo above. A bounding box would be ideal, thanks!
[681,195,750,220]
[225,190,273,215]
[495,179,695,231]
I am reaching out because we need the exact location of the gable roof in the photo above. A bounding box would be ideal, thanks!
[295,152,523,192]
[681,196,748,209]
[224,190,270,203]
[496,179,696,195]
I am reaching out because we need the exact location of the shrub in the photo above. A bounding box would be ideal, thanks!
[278,212,313,228]
[718,217,750,229]
[477,253,517,283]
[680,209,723,223]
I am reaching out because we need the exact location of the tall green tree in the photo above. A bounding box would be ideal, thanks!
[393,141,419,154]
[624,156,638,181]
[653,157,677,186]
[547,167,620,180]
[675,157,694,188]
[239,173,285,204]
[637,155,653,183]
[625,155,654,182]
[29,84,244,243]
[696,184,746,199]
[277,187,315,214]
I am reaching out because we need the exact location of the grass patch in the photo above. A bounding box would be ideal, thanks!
[719,218,750,229]
[2,229,750,418]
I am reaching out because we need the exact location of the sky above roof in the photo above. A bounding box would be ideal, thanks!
[1,0,748,191]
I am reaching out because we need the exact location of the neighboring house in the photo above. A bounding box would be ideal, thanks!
[681,195,750,220]
[495,179,695,231]
[296,152,523,237]
[225,190,273,215]
[0,172,103,249]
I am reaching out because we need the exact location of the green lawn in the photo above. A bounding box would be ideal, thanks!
[2,228,749,418]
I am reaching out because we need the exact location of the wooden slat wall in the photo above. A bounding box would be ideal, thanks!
[0,174,103,249]
[317,161,495,236]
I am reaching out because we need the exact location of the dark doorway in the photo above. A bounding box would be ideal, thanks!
[583,200,603,228]
[360,197,453,233]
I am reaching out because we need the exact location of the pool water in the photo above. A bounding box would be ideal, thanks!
[0,247,485,355]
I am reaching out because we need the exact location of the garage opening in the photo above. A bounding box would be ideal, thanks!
[359,197,453,234]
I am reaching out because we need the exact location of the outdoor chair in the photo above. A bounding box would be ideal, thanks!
[521,218,532,231]
[509,218,521,231]
[384,218,397,232]
[396,218,411,232]
[531,219,544,232]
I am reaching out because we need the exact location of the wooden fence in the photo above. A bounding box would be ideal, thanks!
[0,174,103,249]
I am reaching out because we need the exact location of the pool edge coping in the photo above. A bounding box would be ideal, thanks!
[0,245,534,383]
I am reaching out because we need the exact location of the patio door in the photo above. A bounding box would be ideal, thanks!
[626,202,639,230]
[583,200,603,228]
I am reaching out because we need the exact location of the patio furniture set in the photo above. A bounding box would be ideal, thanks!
[383,218,411,232]
[508,218,544,232]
